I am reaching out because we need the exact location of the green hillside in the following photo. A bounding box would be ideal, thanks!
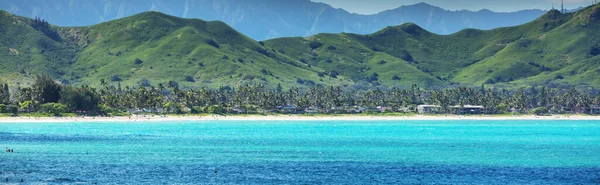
[0,11,350,89]
[1,4,600,89]
[266,4,600,88]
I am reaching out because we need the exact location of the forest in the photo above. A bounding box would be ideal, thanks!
[0,75,599,116]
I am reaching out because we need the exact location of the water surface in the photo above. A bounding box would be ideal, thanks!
[1,120,599,184]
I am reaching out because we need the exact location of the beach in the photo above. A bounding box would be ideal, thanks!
[0,114,599,122]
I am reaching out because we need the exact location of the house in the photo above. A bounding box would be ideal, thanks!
[377,106,393,113]
[417,105,441,114]
[366,107,382,113]
[398,107,415,113]
[304,107,320,114]
[585,105,600,114]
[451,105,485,114]
[280,106,297,114]
[345,107,361,114]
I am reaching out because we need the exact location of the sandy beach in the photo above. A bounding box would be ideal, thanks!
[0,114,599,122]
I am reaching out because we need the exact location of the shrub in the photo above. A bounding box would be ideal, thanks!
[590,46,600,56]
[309,41,323,49]
[40,103,69,115]
[554,74,564,80]
[139,78,151,87]
[6,105,18,115]
[260,69,272,76]
[191,106,203,114]
[99,104,117,115]
[377,60,387,65]
[367,73,379,83]
[206,105,225,114]
[329,71,339,78]
[205,39,220,48]
[242,75,255,80]
[222,55,229,60]
[401,51,414,62]
[168,81,179,88]
[392,75,401,81]
[185,76,195,82]
[531,107,549,116]
[134,58,143,64]
[110,75,122,82]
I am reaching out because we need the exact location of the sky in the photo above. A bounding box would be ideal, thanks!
[312,0,595,14]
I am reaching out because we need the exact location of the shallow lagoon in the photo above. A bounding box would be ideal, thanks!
[1,120,600,184]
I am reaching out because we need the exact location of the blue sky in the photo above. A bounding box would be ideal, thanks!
[312,0,595,14]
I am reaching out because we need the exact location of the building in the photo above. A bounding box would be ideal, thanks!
[280,106,297,114]
[304,107,320,114]
[417,105,441,114]
[451,105,485,114]
[585,105,600,114]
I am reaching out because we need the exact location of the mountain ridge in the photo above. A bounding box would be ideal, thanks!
[0,0,547,40]
[1,4,600,90]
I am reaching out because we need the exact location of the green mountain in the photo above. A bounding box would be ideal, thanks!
[1,4,600,89]
[0,11,347,89]
[267,5,600,89]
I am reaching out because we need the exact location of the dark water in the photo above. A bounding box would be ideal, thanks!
[1,120,600,184]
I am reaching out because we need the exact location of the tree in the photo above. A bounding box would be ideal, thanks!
[33,75,62,104]
[59,86,100,113]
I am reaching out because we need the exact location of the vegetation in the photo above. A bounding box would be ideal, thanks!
[1,76,599,116]
[0,4,600,90]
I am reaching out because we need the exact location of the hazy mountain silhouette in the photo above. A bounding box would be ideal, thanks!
[0,0,546,40]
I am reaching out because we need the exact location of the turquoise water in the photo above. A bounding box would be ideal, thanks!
[1,120,600,184]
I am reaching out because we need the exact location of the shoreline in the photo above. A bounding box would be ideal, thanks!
[0,114,599,122]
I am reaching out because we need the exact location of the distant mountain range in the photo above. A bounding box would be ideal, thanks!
[0,0,548,40]
[1,3,599,89]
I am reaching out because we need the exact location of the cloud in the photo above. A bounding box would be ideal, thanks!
[183,0,189,18]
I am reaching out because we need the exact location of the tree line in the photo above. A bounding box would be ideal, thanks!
[1,75,599,116]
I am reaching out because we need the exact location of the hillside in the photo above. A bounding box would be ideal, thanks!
[266,4,600,88]
[0,0,546,40]
[0,4,600,89]
[0,11,351,89]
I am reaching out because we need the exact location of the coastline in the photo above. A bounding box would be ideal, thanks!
[0,114,599,122]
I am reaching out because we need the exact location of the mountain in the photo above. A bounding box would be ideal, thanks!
[0,10,352,89]
[266,5,600,88]
[1,4,600,90]
[0,0,547,40]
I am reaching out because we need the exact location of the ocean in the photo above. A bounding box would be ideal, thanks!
[1,120,599,184]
